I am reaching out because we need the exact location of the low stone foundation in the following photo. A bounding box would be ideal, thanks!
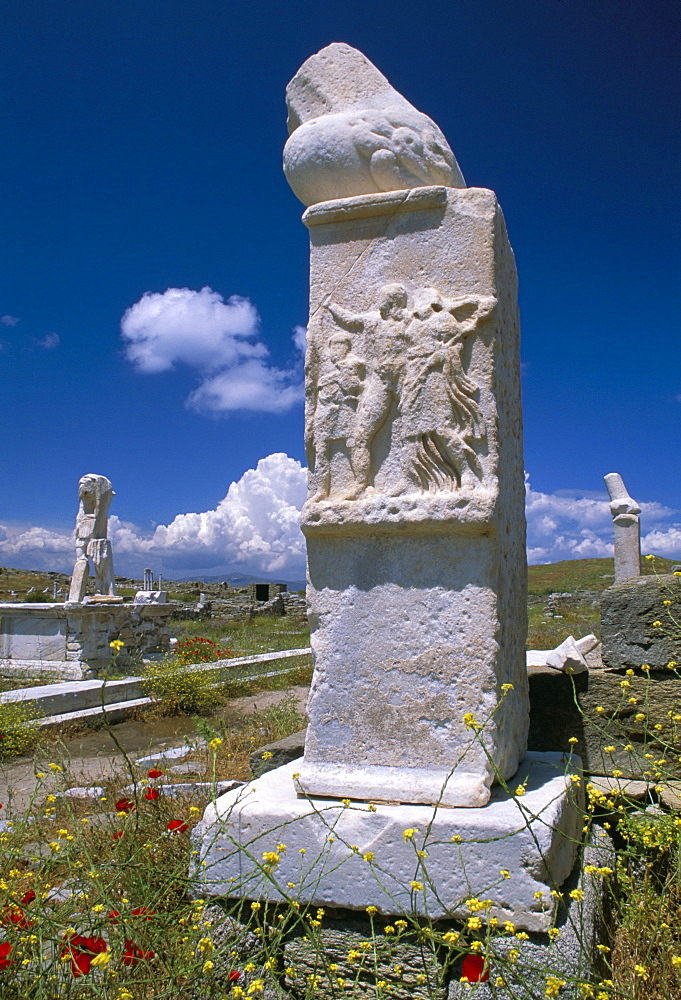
[0,602,173,679]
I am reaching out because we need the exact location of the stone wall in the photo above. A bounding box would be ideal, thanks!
[0,603,173,679]
[600,574,679,669]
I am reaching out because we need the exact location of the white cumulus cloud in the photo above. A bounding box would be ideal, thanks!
[525,475,679,563]
[149,452,307,573]
[121,286,303,414]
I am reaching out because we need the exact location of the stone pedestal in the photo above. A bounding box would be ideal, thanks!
[194,754,583,933]
[298,185,528,807]
[0,603,172,679]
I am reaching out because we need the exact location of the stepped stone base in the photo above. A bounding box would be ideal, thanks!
[194,753,584,932]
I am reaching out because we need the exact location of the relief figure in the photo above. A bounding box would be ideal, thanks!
[400,290,496,491]
[309,332,367,501]
[320,284,409,498]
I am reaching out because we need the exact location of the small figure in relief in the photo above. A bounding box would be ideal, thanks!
[322,284,409,497]
[68,474,117,603]
[401,289,495,491]
[309,332,367,501]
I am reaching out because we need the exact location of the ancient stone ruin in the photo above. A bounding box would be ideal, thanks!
[0,474,171,679]
[195,44,582,931]
[68,473,119,604]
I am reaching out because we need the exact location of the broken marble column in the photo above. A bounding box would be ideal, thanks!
[287,43,529,808]
[604,472,641,583]
[68,474,118,603]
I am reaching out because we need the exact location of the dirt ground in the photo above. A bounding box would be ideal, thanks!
[0,685,309,818]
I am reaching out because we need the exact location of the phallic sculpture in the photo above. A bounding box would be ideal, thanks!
[604,472,641,582]
[68,474,117,603]
[284,43,465,206]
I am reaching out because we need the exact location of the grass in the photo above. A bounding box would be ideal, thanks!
[171,615,310,657]
[527,556,676,597]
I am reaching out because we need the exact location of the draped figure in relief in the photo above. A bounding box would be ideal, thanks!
[401,289,495,491]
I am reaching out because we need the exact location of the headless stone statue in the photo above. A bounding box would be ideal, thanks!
[68,474,117,603]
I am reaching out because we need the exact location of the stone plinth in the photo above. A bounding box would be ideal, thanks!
[194,754,583,933]
[299,185,527,808]
[0,603,172,679]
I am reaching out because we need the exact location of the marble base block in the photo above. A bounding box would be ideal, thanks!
[193,753,583,933]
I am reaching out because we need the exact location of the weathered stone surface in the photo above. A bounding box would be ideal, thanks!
[526,634,597,674]
[657,781,681,811]
[528,663,681,779]
[600,574,679,669]
[250,729,308,777]
[604,472,641,583]
[194,755,583,932]
[133,591,167,604]
[0,614,67,661]
[448,832,614,1000]
[0,602,172,679]
[284,43,464,207]
[587,777,652,802]
[297,182,528,808]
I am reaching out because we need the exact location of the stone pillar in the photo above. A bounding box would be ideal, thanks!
[604,472,641,583]
[280,44,529,808]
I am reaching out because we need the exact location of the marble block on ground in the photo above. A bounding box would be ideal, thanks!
[193,753,583,932]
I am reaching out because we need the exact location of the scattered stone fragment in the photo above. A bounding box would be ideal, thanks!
[119,780,242,799]
[58,785,106,800]
[587,777,652,802]
[135,740,207,767]
[658,781,681,811]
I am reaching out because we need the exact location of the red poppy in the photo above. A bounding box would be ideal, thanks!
[62,935,107,977]
[166,820,188,833]
[461,954,489,983]
[144,788,159,801]
[122,939,155,966]
[20,890,36,905]
[1,905,32,928]
[108,909,120,923]
[115,798,135,813]
[0,942,12,969]
[228,970,242,982]
[112,831,123,840]
[147,769,163,779]
[131,907,155,919]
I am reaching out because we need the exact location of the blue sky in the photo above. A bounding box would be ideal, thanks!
[1,0,679,580]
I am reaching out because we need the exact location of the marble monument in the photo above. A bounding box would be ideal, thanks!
[195,44,581,930]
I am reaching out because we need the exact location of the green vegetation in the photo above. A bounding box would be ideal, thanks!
[0,560,680,997]
[0,698,42,759]
[172,614,310,657]
[527,556,675,597]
